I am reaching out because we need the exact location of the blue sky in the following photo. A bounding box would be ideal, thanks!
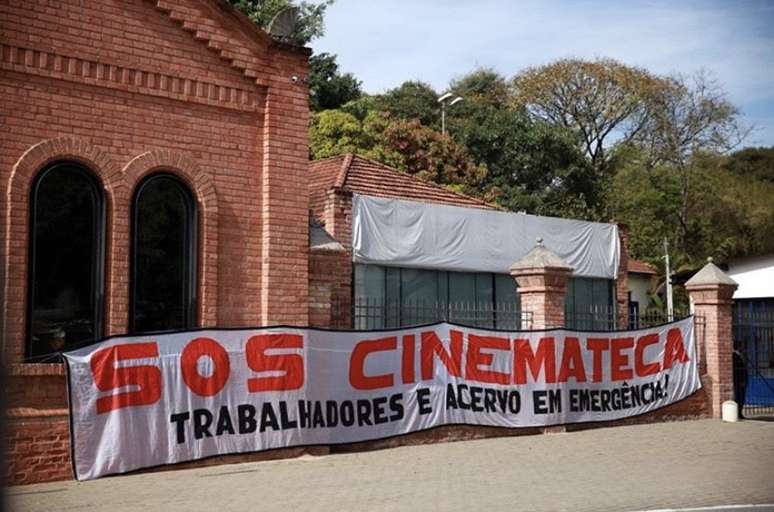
[312,0,774,147]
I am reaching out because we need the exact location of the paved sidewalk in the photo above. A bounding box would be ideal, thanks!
[8,419,774,512]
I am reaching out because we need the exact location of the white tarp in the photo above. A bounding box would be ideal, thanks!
[352,195,620,279]
[65,318,699,480]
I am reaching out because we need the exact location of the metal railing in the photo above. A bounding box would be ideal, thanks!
[733,308,774,417]
[330,298,531,330]
[329,299,693,333]
[565,304,691,331]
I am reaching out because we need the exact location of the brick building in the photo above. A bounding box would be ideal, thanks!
[1,1,723,487]
[308,154,630,331]
[2,0,311,484]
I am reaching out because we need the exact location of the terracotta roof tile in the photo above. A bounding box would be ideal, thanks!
[629,259,658,275]
[309,154,494,220]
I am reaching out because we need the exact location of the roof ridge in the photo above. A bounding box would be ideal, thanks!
[335,153,354,188]
[347,153,495,209]
[311,154,348,165]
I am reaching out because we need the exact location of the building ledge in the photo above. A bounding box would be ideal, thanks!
[7,407,69,419]
[6,363,66,377]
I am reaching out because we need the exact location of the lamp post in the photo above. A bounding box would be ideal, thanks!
[438,92,463,136]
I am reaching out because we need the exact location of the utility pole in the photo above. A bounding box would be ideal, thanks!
[663,237,674,321]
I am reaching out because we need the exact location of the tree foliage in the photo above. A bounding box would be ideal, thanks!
[448,75,594,215]
[512,58,667,177]
[309,110,485,191]
[723,146,774,183]
[373,81,441,128]
[610,149,774,270]
[228,0,333,46]
[633,72,749,252]
[309,52,362,111]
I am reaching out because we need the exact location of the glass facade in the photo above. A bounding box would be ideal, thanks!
[355,264,615,331]
[354,264,520,329]
[564,277,616,330]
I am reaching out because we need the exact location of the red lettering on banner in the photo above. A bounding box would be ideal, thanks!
[349,336,397,390]
[513,337,556,384]
[402,335,416,384]
[246,334,305,392]
[90,342,162,414]
[421,330,463,380]
[465,334,509,384]
[611,337,635,381]
[181,337,231,397]
[558,337,587,383]
[635,334,661,376]
[663,328,690,369]
[586,338,609,382]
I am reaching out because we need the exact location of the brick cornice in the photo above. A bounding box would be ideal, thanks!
[0,43,259,111]
[153,0,279,88]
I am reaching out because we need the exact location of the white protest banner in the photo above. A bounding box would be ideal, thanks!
[64,317,700,480]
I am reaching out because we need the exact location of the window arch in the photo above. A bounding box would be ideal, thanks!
[27,162,106,359]
[131,173,198,333]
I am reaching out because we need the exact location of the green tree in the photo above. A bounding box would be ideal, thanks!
[723,146,774,183]
[637,72,748,252]
[376,81,440,128]
[512,58,667,178]
[309,53,362,111]
[309,110,370,159]
[309,110,485,192]
[610,148,774,272]
[228,0,333,46]
[446,69,595,216]
[449,67,510,108]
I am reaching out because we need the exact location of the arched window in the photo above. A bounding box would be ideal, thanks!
[131,174,197,333]
[28,162,105,359]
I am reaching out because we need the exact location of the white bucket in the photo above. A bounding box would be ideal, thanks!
[722,400,739,422]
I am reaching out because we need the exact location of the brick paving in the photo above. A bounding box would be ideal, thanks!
[8,419,774,512]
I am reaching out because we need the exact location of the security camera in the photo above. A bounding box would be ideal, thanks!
[291,75,299,83]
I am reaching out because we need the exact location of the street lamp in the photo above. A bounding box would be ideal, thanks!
[438,92,463,136]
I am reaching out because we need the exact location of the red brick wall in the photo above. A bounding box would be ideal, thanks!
[309,247,352,328]
[1,0,310,485]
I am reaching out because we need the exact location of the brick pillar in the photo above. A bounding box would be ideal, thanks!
[260,53,311,326]
[323,188,353,251]
[685,258,738,419]
[509,238,573,329]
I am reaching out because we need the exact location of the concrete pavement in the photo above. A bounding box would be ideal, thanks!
[7,419,774,512]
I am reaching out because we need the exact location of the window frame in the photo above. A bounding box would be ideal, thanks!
[26,161,106,360]
[129,172,198,334]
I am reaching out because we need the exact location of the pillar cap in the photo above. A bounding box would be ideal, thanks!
[510,237,572,273]
[685,258,738,288]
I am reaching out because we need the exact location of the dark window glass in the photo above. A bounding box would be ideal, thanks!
[131,174,197,333]
[352,264,521,329]
[28,163,105,359]
[565,277,615,329]
[494,274,521,329]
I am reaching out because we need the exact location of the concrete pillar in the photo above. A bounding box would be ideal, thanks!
[510,238,573,329]
[685,258,738,419]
